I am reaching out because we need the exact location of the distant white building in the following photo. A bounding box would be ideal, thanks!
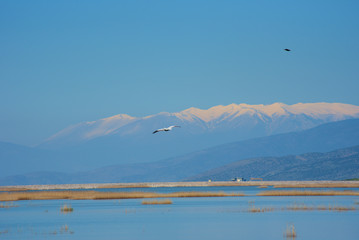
[232,177,246,182]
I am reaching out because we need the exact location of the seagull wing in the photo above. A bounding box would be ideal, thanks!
[153,128,166,134]
[153,126,180,134]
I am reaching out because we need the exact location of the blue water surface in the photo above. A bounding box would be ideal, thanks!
[1,186,359,240]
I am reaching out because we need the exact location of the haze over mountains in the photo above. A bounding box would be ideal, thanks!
[1,119,359,185]
[1,102,359,185]
[187,144,359,181]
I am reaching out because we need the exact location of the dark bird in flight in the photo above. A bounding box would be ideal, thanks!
[284,49,291,51]
[153,125,181,134]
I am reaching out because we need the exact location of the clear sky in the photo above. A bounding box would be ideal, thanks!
[1,0,359,146]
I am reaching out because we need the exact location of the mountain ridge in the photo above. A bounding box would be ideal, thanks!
[40,102,359,150]
[3,103,359,179]
[186,145,359,181]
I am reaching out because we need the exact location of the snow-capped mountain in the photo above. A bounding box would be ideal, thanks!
[42,102,359,149]
[3,103,359,181]
[33,102,359,171]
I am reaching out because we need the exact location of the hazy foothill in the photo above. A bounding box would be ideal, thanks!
[1,102,359,185]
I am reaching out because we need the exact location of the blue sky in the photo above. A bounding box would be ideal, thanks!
[1,0,359,146]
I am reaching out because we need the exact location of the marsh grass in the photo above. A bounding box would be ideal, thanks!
[286,204,315,211]
[0,191,244,201]
[60,224,73,234]
[0,201,18,208]
[0,187,29,192]
[60,204,73,213]
[49,225,74,235]
[286,204,355,212]
[2,181,359,192]
[0,229,9,235]
[142,199,173,205]
[257,190,359,196]
[284,224,297,239]
[248,206,274,213]
[244,203,356,213]
[60,224,68,233]
[328,206,356,211]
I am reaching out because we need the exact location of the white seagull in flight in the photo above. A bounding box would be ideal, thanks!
[153,125,181,134]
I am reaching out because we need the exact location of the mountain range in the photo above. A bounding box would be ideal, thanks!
[42,102,359,149]
[1,118,359,185]
[20,102,358,172]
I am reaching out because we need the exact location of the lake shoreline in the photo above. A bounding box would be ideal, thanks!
[1,180,359,191]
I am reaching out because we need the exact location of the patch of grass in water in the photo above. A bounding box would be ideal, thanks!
[142,199,173,205]
[286,203,355,212]
[60,204,73,213]
[0,201,18,208]
[0,190,244,201]
[284,224,297,239]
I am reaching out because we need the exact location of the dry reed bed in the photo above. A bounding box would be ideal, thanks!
[257,190,359,196]
[60,204,73,212]
[284,224,297,239]
[142,199,173,205]
[246,204,356,213]
[286,204,355,211]
[0,191,244,201]
[2,181,359,192]
[0,201,18,208]
[248,206,274,213]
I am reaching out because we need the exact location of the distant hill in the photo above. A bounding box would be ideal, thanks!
[187,145,359,181]
[1,119,359,185]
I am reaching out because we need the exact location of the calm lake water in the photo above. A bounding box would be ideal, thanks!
[1,186,359,240]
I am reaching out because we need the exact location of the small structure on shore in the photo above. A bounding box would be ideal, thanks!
[232,177,246,182]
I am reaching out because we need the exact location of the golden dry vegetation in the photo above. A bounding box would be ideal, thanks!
[2,181,359,192]
[0,201,18,208]
[284,224,297,239]
[248,206,274,213]
[142,199,173,205]
[0,190,244,201]
[285,204,355,212]
[60,204,73,213]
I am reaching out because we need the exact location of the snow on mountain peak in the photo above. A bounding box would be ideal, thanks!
[83,114,137,139]
[103,114,136,121]
[44,113,137,144]
[172,102,359,123]
[287,102,359,116]
[175,102,289,122]
[43,102,359,148]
